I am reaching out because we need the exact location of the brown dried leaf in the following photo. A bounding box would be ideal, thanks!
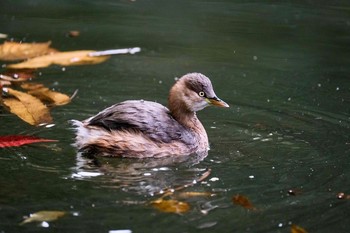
[7,50,110,69]
[2,88,52,125]
[151,198,190,214]
[20,210,66,225]
[291,224,308,233]
[0,41,56,61]
[232,194,256,210]
[21,83,70,106]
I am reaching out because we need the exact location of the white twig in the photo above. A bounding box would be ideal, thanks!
[89,47,141,57]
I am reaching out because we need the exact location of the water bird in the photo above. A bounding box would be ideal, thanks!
[71,73,229,158]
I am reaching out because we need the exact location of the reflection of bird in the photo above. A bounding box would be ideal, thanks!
[72,73,229,158]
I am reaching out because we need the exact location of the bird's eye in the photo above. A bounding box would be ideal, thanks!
[198,91,205,97]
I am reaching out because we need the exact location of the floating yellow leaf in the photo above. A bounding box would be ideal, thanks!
[7,50,110,69]
[20,210,66,225]
[0,41,56,61]
[6,47,141,69]
[2,88,52,125]
[1,98,36,125]
[232,194,256,210]
[21,83,70,106]
[291,224,308,233]
[151,198,190,214]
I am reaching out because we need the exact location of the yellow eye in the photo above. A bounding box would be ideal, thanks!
[199,91,205,97]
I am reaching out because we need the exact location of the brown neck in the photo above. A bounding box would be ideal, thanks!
[168,85,197,128]
[168,84,208,148]
[169,99,196,127]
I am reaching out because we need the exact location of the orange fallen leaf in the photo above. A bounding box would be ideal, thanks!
[291,224,308,233]
[232,194,256,210]
[7,47,141,69]
[151,198,190,214]
[0,41,56,61]
[0,135,57,148]
[21,83,70,106]
[1,88,52,125]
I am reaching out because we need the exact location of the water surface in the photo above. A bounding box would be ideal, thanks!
[0,1,350,232]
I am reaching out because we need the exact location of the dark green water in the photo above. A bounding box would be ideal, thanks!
[1,1,350,232]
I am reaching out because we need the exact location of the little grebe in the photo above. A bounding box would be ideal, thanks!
[72,73,229,158]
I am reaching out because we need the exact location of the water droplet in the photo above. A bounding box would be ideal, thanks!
[253,55,258,60]
[209,177,219,182]
[41,221,49,228]
[72,212,80,216]
[45,124,55,128]
[109,230,132,233]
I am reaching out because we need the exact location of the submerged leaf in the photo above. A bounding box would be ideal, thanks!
[2,88,52,125]
[20,211,66,225]
[151,198,190,214]
[0,41,56,61]
[7,50,110,69]
[176,191,215,199]
[0,135,57,148]
[21,83,70,106]
[291,224,308,233]
[232,194,256,210]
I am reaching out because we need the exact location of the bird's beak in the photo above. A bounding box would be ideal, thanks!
[207,97,229,108]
